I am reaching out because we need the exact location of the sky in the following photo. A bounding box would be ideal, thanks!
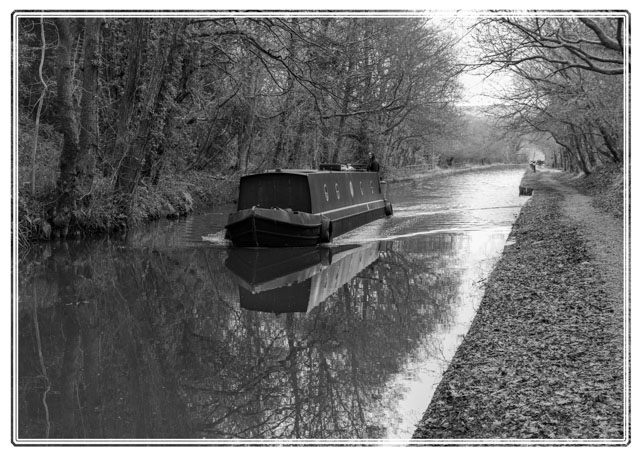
[429,13,514,107]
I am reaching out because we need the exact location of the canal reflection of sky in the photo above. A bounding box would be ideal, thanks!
[380,228,512,439]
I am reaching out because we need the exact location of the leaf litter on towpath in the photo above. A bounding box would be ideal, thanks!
[412,169,625,441]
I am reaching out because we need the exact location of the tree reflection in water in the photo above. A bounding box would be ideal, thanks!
[17,231,501,440]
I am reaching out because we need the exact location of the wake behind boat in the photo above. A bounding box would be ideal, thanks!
[224,164,393,247]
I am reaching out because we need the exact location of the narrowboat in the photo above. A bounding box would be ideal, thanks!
[225,243,381,313]
[224,164,393,247]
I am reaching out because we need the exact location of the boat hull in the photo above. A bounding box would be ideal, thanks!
[325,199,388,238]
[224,168,392,247]
[225,200,389,247]
[225,207,327,247]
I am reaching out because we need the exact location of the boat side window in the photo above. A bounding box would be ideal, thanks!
[370,180,374,194]
[349,181,354,198]
[335,182,340,200]
[359,181,364,196]
[324,184,329,202]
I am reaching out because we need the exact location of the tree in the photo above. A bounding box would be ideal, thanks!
[30,18,48,196]
[78,18,103,190]
[115,19,188,198]
[471,15,626,173]
[51,18,80,236]
[19,16,468,236]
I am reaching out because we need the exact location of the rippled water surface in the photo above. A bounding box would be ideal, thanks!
[17,166,527,442]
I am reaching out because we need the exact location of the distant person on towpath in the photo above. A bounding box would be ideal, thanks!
[366,152,380,172]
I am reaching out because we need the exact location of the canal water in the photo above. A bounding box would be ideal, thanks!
[16,166,528,442]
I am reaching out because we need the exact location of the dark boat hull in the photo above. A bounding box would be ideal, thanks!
[324,199,388,238]
[225,207,327,247]
[225,201,389,247]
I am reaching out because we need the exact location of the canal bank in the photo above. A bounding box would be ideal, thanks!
[412,165,627,441]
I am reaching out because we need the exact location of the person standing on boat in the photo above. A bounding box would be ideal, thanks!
[366,152,380,172]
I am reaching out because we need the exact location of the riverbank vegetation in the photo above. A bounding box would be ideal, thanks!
[16,14,625,244]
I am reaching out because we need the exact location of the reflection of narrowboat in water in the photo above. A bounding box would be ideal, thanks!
[224,164,393,247]
[225,243,381,314]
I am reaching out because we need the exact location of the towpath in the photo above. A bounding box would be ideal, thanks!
[412,166,626,441]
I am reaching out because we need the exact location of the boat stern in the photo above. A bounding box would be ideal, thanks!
[225,207,329,247]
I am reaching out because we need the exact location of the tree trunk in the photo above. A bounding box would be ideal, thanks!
[577,133,593,175]
[78,18,103,193]
[583,133,597,170]
[143,20,187,184]
[110,19,146,177]
[272,32,296,168]
[599,124,621,163]
[52,18,80,237]
[236,68,258,174]
[333,19,357,163]
[116,20,178,199]
[567,127,590,175]
[287,118,306,167]
[31,18,48,196]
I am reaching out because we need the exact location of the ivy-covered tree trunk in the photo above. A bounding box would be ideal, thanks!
[78,18,103,192]
[142,20,187,185]
[51,18,80,237]
[110,19,146,181]
[116,20,184,204]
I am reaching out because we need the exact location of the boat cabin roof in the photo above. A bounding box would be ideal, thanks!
[259,169,319,176]
[254,164,366,177]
